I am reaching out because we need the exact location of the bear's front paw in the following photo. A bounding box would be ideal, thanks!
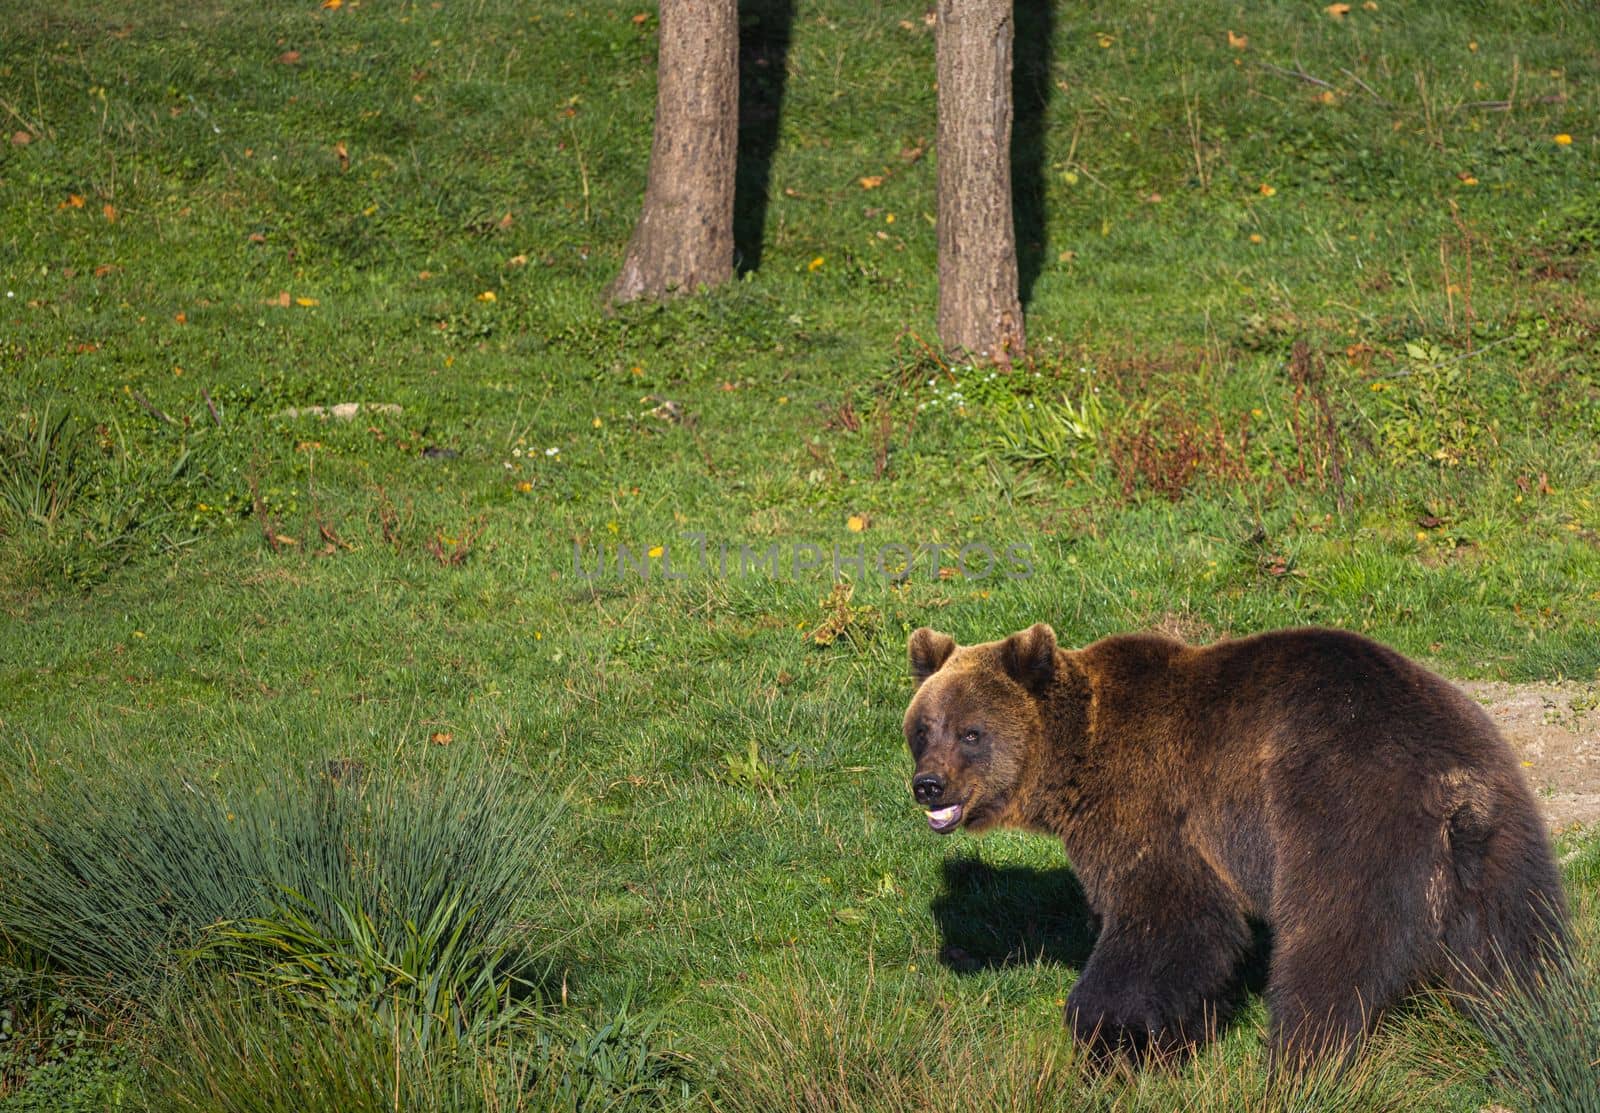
[1064,984,1182,1061]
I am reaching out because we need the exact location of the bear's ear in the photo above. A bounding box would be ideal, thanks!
[908,627,957,686]
[999,622,1057,694]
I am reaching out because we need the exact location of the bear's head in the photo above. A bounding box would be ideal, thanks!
[902,623,1058,835]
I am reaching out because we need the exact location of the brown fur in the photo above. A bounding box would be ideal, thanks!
[904,623,1568,1064]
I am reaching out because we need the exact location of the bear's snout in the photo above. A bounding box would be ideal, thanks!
[912,772,946,805]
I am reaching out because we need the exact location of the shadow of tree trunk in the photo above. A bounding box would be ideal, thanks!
[1012,0,1056,308]
[734,0,795,274]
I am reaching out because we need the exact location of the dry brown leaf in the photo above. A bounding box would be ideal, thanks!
[1324,3,1351,18]
[334,141,349,171]
[9,130,31,146]
[265,290,291,308]
[859,175,885,189]
[102,203,118,223]
[247,231,266,244]
[276,50,302,65]
[1227,30,1248,50]
[429,731,453,746]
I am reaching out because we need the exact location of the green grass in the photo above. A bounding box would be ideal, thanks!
[2,0,1599,1107]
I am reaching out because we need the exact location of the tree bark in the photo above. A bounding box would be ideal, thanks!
[607,0,739,306]
[935,0,1025,364]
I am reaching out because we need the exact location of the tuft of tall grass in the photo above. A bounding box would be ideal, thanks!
[0,760,556,1005]
[1470,894,1600,1113]
[144,984,695,1113]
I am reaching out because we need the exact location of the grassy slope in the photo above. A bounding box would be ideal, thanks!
[2,0,1599,1107]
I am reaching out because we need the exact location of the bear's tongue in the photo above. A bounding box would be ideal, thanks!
[927,803,963,832]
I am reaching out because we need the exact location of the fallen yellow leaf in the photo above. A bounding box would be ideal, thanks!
[1324,3,1351,18]
[1226,30,1247,50]
[1554,133,1573,146]
[859,175,884,189]
[103,203,118,222]
[1258,183,1277,197]
[808,256,824,272]
[648,545,665,558]
[295,296,319,307]
[429,731,453,745]
[322,0,342,8]
[847,514,868,532]
[477,290,497,302]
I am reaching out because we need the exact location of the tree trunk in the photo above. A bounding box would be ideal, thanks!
[607,0,739,306]
[935,0,1025,364]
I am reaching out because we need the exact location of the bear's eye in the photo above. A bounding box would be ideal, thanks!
[960,729,981,746]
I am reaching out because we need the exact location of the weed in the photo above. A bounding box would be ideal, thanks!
[981,386,1105,477]
[190,882,530,1051]
[717,738,795,795]
[1104,408,1253,500]
[803,581,881,647]
[0,404,87,536]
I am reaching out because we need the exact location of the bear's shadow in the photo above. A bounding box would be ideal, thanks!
[930,857,1273,1007]
[930,856,1098,973]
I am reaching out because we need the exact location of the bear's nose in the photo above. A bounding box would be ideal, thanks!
[913,773,946,805]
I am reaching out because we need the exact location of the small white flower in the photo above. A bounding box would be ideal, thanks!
[512,448,522,457]
[545,446,560,456]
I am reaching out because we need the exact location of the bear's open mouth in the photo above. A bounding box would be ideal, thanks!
[926,802,964,833]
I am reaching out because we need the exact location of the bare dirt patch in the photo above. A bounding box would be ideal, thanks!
[1456,679,1600,833]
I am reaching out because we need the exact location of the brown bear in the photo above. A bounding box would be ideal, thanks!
[903,623,1567,1063]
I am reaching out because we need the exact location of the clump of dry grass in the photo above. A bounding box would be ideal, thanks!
[704,955,1481,1113]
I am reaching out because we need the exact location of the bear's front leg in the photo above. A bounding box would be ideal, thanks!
[1065,898,1250,1062]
